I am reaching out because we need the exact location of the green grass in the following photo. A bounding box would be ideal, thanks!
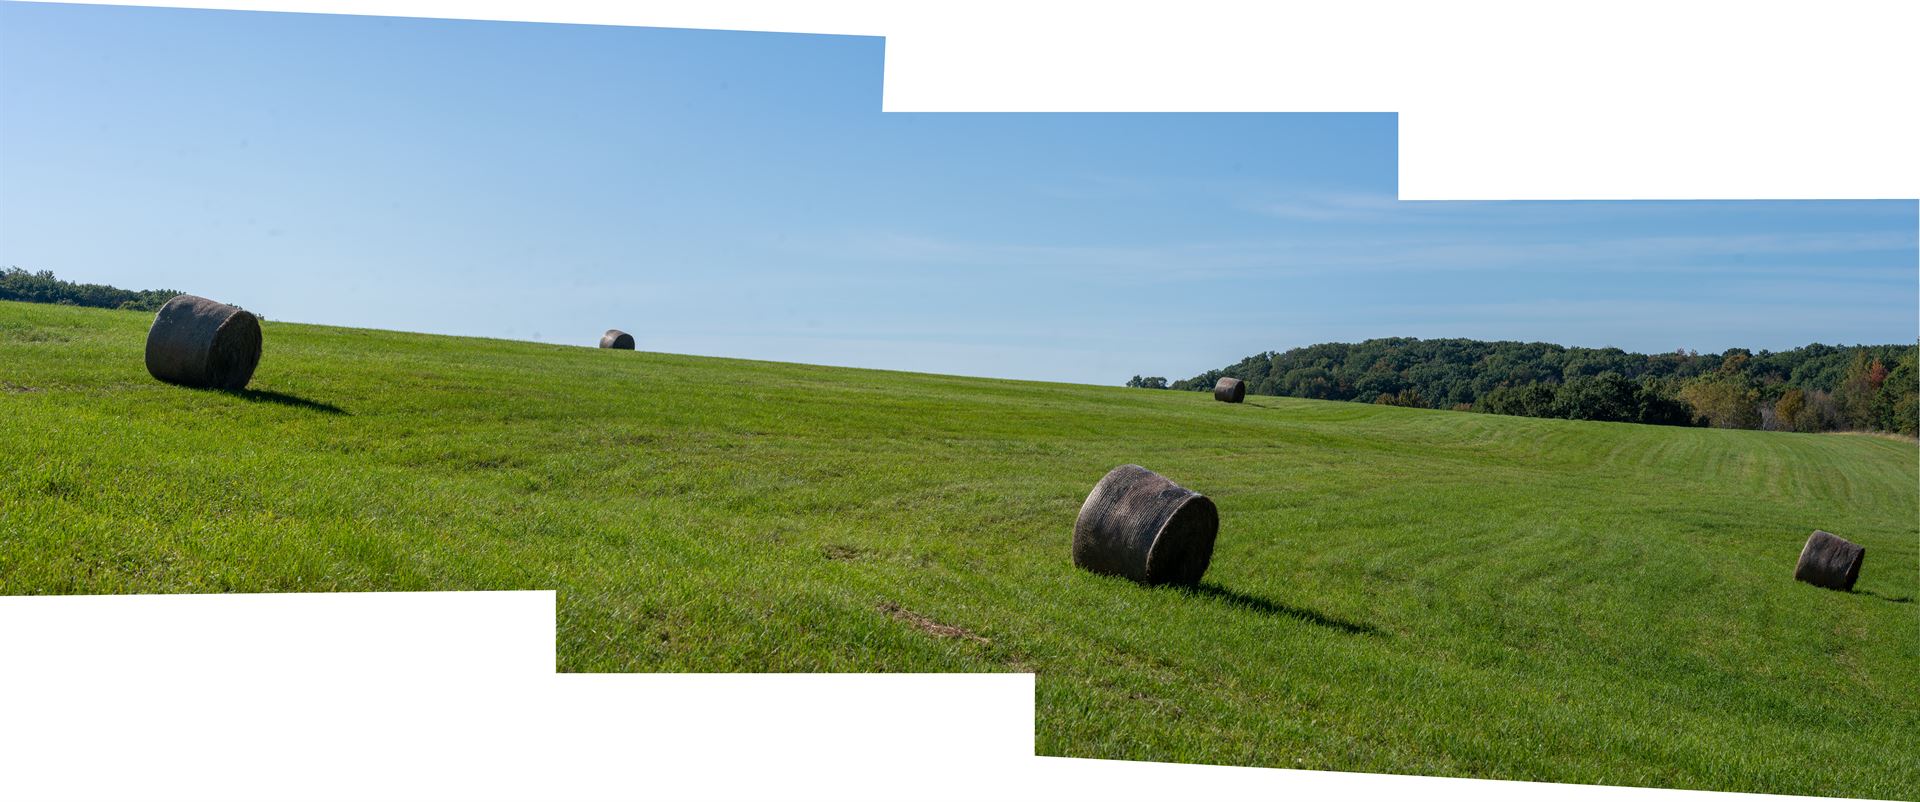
[4,299,1916,798]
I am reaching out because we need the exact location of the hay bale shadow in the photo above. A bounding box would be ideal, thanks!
[1857,589,1913,604]
[217,388,348,415]
[1177,582,1381,635]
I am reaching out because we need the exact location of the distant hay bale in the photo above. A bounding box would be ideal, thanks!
[1794,530,1864,591]
[1072,464,1218,587]
[1214,376,1246,403]
[144,294,262,391]
[600,329,635,350]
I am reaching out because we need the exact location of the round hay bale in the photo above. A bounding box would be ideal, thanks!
[1214,376,1246,403]
[144,294,262,391]
[1794,529,1864,591]
[600,329,635,350]
[1072,464,1218,586]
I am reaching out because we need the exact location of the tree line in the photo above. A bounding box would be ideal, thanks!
[1,267,182,312]
[1135,337,1918,436]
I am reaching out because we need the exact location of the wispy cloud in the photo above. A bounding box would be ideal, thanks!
[1241,192,1920,228]
[1388,231,1917,265]
[817,228,1916,282]
[1314,298,1917,353]
[1242,193,1455,223]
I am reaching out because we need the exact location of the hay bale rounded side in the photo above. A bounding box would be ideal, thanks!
[1794,529,1864,591]
[600,329,635,350]
[1072,464,1218,586]
[1213,376,1246,403]
[144,294,262,391]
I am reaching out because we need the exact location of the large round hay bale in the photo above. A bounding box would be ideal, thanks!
[1794,530,1864,591]
[1072,464,1218,586]
[600,329,635,350]
[144,294,262,391]
[1214,376,1246,403]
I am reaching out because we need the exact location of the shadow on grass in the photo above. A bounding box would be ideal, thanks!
[1242,397,1323,413]
[218,387,349,415]
[1181,582,1382,636]
[1857,589,1914,604]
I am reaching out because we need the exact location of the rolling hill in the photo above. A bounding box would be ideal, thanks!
[3,299,1915,798]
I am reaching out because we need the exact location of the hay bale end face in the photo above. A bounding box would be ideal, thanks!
[600,329,635,350]
[1072,464,1218,586]
[144,294,262,391]
[1214,376,1246,403]
[1794,530,1864,591]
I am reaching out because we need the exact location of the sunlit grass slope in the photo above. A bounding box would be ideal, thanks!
[3,300,1915,798]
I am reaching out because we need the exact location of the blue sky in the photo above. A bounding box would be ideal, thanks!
[2,4,1914,385]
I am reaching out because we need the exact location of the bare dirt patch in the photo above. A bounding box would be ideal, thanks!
[822,544,866,561]
[878,601,991,645]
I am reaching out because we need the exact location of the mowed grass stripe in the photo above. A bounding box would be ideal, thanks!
[3,299,1915,797]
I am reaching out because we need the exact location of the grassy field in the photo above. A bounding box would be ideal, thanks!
[3,299,1916,798]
